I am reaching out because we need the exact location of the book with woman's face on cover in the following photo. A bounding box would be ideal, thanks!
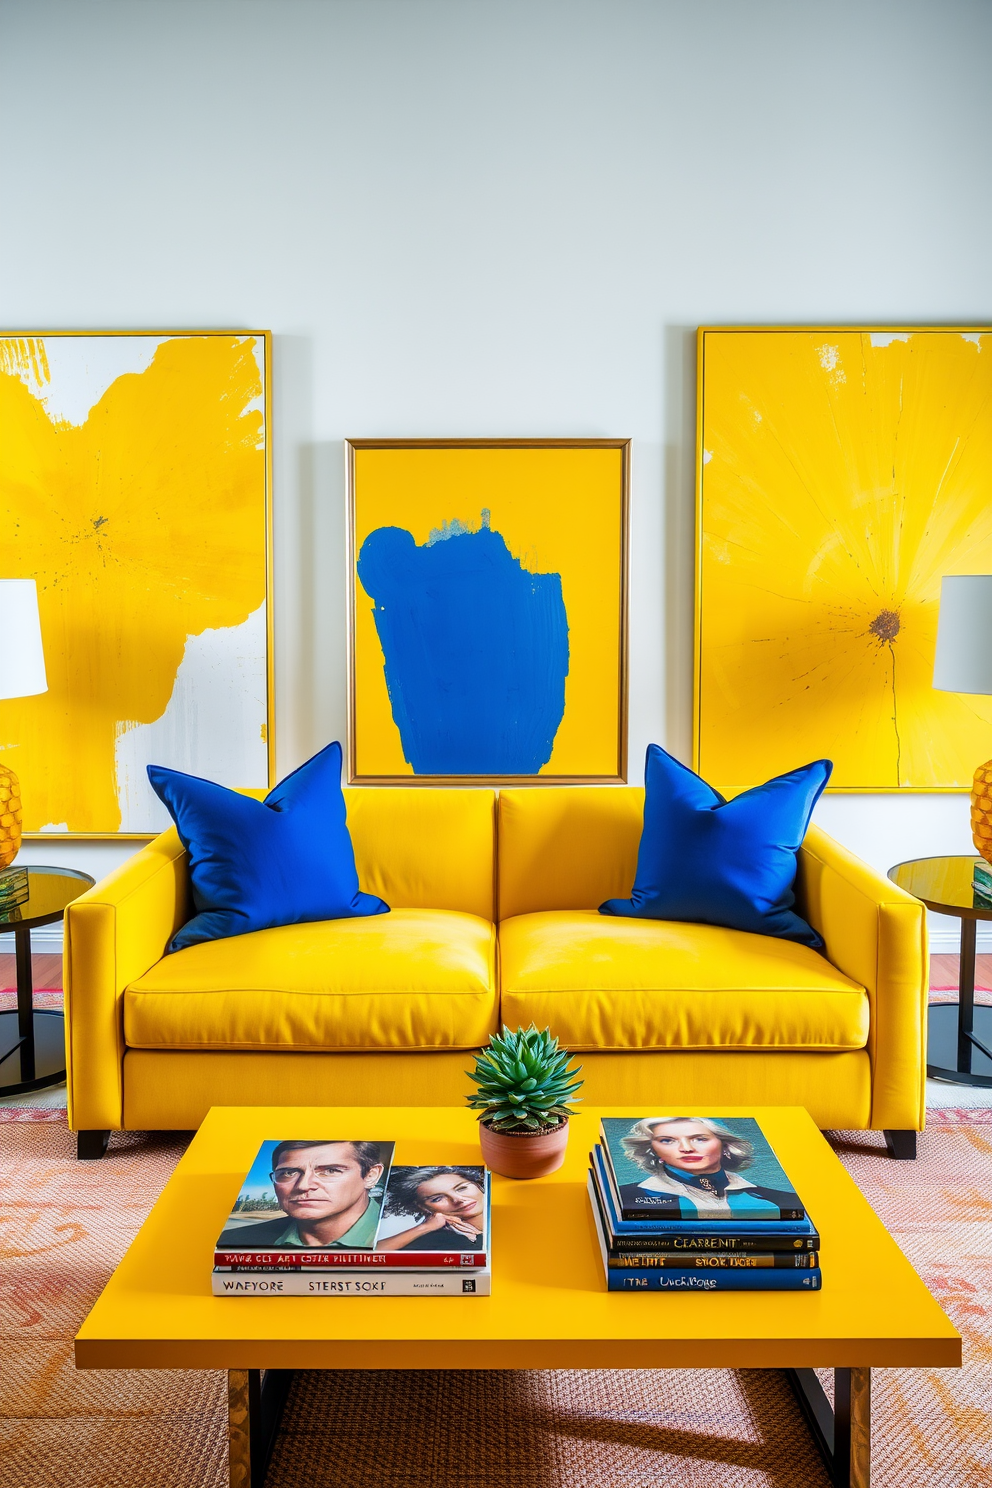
[214,1140,489,1267]
[599,1116,806,1222]
[375,1165,489,1256]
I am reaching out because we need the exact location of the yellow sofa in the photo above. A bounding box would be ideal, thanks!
[64,786,927,1158]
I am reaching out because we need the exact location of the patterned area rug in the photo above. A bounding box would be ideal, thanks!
[1,1110,990,1488]
[0,988,64,1011]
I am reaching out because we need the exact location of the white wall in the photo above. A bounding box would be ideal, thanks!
[2,0,990,950]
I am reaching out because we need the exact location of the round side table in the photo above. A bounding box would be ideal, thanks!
[888,855,992,1089]
[0,865,95,1095]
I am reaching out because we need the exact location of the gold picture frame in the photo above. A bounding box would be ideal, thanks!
[347,438,630,785]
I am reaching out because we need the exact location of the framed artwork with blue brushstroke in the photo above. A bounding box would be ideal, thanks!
[347,439,630,784]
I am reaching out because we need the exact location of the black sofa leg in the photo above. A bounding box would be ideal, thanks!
[77,1129,111,1160]
[883,1129,917,1160]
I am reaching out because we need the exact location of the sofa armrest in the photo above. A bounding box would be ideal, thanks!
[64,828,190,1132]
[797,823,928,1131]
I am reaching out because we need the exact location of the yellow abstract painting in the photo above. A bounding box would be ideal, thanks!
[0,332,271,834]
[697,328,992,792]
[349,441,629,782]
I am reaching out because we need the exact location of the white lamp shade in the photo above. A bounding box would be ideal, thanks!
[0,579,48,700]
[933,575,992,695]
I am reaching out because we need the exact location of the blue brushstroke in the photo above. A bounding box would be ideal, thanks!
[357,518,569,774]
[425,508,489,546]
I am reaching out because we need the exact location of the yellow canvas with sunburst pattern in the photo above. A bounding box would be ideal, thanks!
[696,328,992,792]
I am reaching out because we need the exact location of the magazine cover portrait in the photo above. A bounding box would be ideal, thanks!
[375,1166,488,1253]
[216,1139,394,1251]
[601,1116,802,1219]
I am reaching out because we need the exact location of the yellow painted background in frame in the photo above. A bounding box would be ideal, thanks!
[696,328,992,792]
[350,442,627,781]
[0,332,271,834]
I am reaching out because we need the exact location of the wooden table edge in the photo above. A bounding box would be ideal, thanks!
[74,1335,962,1372]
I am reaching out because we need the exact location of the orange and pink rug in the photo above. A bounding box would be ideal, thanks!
[2,1108,990,1487]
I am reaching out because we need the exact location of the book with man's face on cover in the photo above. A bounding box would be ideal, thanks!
[599,1116,806,1222]
[213,1139,490,1270]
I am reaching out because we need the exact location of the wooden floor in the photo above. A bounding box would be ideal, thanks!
[0,953,63,990]
[930,952,992,990]
[1,952,990,994]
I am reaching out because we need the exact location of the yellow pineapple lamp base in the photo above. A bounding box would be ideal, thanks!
[0,762,23,869]
[974,760,992,866]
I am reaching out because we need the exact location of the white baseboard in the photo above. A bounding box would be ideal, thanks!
[0,926,64,951]
[927,923,992,953]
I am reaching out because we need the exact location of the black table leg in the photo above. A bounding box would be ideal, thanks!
[925,915,992,1087]
[0,919,70,1095]
[15,924,34,1083]
[229,1368,293,1487]
[786,1367,870,1487]
[958,917,977,1074]
[0,867,91,1096]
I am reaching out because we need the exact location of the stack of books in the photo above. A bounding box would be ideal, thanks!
[0,865,29,912]
[212,1137,491,1296]
[973,859,992,907]
[588,1115,821,1292]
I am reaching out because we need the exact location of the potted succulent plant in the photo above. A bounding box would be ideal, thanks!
[467,1024,583,1179]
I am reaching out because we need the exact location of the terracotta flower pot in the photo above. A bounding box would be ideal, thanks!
[478,1119,569,1179]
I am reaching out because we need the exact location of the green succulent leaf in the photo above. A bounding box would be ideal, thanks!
[467,1023,583,1129]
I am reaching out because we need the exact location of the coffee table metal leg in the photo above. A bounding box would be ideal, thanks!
[849,1368,871,1488]
[228,1368,293,1488]
[786,1366,870,1487]
[229,1370,251,1488]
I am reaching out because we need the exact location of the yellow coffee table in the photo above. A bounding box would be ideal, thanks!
[75,1106,959,1488]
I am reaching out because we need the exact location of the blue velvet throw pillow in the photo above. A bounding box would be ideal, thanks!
[147,741,389,954]
[600,745,832,948]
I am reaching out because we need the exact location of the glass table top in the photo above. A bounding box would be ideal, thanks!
[888,855,992,919]
[0,865,95,928]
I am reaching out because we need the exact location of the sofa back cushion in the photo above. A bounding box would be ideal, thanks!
[498,786,643,919]
[344,787,496,920]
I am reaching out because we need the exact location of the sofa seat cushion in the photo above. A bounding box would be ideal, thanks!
[499,911,868,1052]
[124,909,496,1052]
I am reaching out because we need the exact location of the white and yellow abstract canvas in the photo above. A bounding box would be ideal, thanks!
[0,332,271,835]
